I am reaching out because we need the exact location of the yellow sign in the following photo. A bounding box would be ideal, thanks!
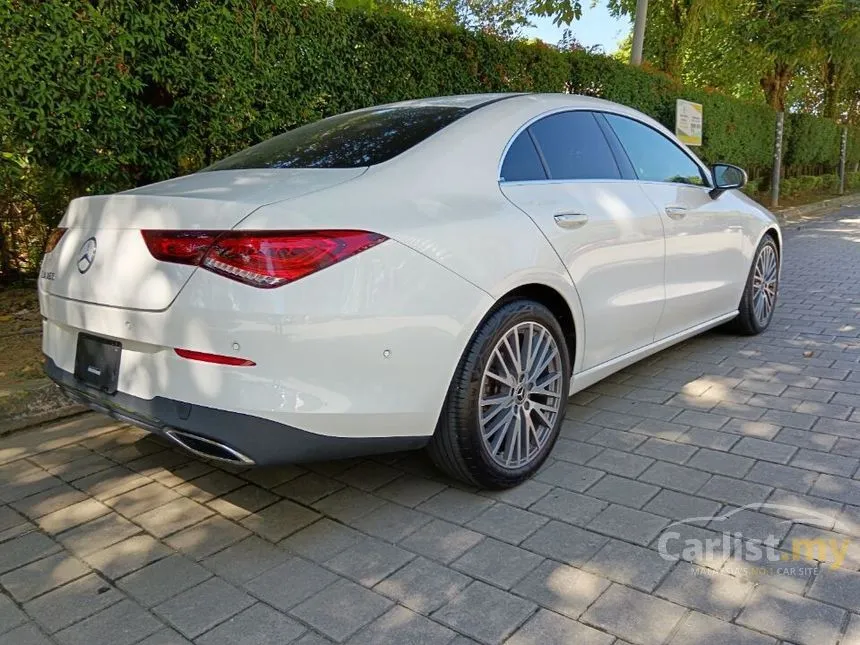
[676,99,703,146]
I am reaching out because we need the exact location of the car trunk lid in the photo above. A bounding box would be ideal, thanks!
[42,168,365,311]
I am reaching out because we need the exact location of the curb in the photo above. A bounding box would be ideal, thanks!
[0,380,87,437]
[773,193,859,224]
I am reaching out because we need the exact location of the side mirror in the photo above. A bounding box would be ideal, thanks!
[709,163,747,198]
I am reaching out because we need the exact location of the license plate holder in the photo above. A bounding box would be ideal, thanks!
[74,333,122,394]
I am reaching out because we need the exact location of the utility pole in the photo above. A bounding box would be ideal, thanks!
[838,125,848,195]
[631,0,648,65]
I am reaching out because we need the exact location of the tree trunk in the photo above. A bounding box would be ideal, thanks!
[0,207,19,285]
[822,59,842,119]
[662,34,682,77]
[663,0,685,77]
[760,61,793,112]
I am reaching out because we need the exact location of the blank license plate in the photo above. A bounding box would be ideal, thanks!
[74,333,121,394]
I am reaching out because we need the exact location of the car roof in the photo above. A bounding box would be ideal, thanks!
[380,92,634,113]
[374,93,523,110]
[376,93,670,135]
[345,93,663,134]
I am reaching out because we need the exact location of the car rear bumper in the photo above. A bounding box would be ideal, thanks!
[39,238,494,442]
[45,357,429,466]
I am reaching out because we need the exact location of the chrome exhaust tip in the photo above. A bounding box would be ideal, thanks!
[166,429,255,466]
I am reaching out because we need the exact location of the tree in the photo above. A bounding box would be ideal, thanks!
[529,0,583,25]
[405,0,533,37]
[607,0,737,78]
[380,0,603,37]
[557,27,604,52]
[812,0,860,118]
[606,0,860,117]
[358,0,584,37]
[741,0,818,111]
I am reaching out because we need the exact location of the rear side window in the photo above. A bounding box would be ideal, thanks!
[529,111,621,181]
[204,106,470,171]
[604,114,706,185]
[500,132,547,181]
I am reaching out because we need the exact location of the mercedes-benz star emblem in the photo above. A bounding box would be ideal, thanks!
[77,237,97,274]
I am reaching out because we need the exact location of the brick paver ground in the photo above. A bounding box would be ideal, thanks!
[1,207,860,645]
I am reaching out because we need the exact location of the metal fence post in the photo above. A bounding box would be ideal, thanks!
[771,112,784,208]
[838,125,848,196]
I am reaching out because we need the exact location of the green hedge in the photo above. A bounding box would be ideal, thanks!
[783,113,844,168]
[1,0,858,278]
[744,172,860,200]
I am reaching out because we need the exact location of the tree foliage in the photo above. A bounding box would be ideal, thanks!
[340,0,584,37]
[607,0,860,120]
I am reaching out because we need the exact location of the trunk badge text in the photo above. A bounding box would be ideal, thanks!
[77,237,97,274]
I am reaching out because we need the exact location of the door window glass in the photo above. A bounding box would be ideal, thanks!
[605,114,706,185]
[528,111,621,180]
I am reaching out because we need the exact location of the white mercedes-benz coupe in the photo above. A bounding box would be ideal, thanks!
[39,93,781,488]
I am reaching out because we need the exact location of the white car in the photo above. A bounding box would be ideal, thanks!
[39,93,781,488]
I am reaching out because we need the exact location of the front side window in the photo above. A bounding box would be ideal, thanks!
[528,111,621,181]
[605,114,706,185]
[204,106,470,171]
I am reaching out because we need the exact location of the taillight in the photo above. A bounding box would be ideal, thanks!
[141,231,219,266]
[141,230,386,288]
[202,231,386,288]
[44,228,67,254]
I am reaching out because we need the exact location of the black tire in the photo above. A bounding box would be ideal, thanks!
[731,234,780,335]
[428,299,571,489]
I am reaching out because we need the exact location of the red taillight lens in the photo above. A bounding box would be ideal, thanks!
[141,230,219,266]
[44,228,67,254]
[142,229,387,288]
[174,348,255,366]
[202,231,386,288]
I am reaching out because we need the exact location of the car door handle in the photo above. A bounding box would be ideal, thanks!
[554,213,589,229]
[665,206,688,219]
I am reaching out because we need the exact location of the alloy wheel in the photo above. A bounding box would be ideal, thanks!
[752,243,778,326]
[478,321,563,469]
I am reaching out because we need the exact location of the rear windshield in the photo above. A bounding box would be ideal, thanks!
[204,106,469,171]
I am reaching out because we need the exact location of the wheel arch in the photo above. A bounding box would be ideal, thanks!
[493,282,580,375]
[762,226,781,255]
[758,225,783,279]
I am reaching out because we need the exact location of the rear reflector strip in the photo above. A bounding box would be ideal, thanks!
[174,348,256,366]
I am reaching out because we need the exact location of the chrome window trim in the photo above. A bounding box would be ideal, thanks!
[500,178,715,195]
[497,106,713,188]
[501,177,633,187]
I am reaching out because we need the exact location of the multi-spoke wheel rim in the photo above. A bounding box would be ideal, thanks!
[478,321,563,469]
[752,244,778,326]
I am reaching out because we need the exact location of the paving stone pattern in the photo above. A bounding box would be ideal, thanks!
[1,209,860,644]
